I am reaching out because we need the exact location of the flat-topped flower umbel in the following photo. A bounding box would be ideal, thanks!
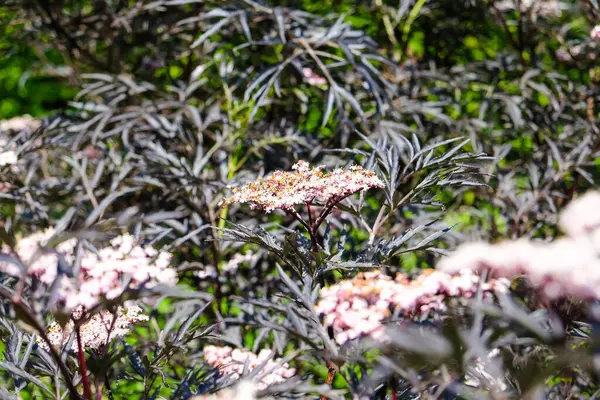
[0,230,178,310]
[41,306,149,351]
[315,269,508,345]
[220,160,384,213]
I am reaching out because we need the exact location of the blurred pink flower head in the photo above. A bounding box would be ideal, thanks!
[64,233,178,310]
[220,161,383,213]
[315,269,507,345]
[221,251,259,273]
[0,229,178,311]
[0,228,77,283]
[438,190,600,301]
[558,191,600,236]
[302,67,327,86]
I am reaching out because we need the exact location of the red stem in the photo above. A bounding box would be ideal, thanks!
[306,201,314,228]
[286,210,311,232]
[313,193,354,232]
[286,209,318,251]
[306,201,320,251]
[76,325,92,400]
[391,377,399,400]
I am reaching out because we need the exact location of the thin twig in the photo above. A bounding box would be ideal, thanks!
[286,210,311,232]
[104,373,115,400]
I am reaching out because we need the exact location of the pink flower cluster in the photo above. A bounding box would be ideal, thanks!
[0,228,77,282]
[437,191,600,300]
[302,67,327,86]
[190,381,258,400]
[203,345,296,389]
[62,234,177,309]
[0,229,177,310]
[315,269,508,345]
[592,25,600,40]
[558,190,600,236]
[220,161,384,213]
[41,305,149,351]
[0,182,11,193]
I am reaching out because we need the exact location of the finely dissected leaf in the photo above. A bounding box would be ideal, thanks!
[0,361,54,396]
[191,17,232,48]
[123,341,147,378]
[175,302,212,343]
[322,88,335,127]
[335,85,365,121]
[83,188,138,227]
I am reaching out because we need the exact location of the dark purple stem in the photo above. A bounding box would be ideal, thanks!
[313,193,354,232]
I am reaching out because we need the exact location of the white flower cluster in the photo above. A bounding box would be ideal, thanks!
[0,151,17,166]
[41,306,149,351]
[0,115,40,133]
[220,160,383,213]
[203,346,295,390]
[494,0,562,17]
[63,234,177,309]
[190,381,258,400]
[438,191,600,300]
